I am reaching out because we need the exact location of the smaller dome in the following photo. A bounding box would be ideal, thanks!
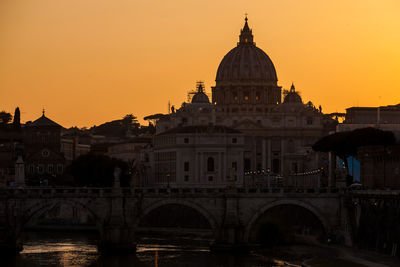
[191,82,210,104]
[283,83,302,104]
[192,92,210,104]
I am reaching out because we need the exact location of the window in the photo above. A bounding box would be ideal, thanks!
[232,138,237,144]
[256,92,261,101]
[38,165,44,174]
[244,158,251,171]
[208,176,213,181]
[184,137,189,144]
[307,117,313,125]
[207,157,215,172]
[184,162,189,172]
[184,175,189,182]
[47,164,54,174]
[244,92,249,101]
[233,92,238,101]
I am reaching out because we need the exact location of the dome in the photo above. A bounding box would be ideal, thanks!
[191,82,210,104]
[192,92,210,104]
[215,17,277,84]
[283,83,303,104]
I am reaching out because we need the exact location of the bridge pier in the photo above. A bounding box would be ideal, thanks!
[98,174,137,253]
[210,194,248,252]
[211,225,248,252]
[0,229,23,254]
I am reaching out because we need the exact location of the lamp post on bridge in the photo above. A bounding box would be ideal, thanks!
[14,156,25,188]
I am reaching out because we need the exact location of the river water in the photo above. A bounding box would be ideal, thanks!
[4,232,291,267]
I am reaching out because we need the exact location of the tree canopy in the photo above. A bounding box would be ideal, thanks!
[89,114,155,137]
[69,154,131,187]
[0,111,12,126]
[312,127,396,161]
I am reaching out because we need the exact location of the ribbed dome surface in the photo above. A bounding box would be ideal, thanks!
[215,18,277,84]
[216,45,277,83]
[283,92,302,104]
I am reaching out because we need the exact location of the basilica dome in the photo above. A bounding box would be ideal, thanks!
[283,83,302,104]
[191,82,210,104]
[215,17,277,84]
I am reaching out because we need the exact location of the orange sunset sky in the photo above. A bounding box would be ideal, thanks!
[1,0,400,128]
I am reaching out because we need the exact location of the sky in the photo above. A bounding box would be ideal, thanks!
[1,0,400,128]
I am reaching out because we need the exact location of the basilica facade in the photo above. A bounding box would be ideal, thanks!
[149,18,335,187]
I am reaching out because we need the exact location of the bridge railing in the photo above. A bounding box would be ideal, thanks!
[1,186,340,197]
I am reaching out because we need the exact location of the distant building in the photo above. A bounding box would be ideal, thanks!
[338,104,400,140]
[148,17,335,187]
[153,125,244,188]
[107,136,152,169]
[24,111,65,183]
[61,134,91,162]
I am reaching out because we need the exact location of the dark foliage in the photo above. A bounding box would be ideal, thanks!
[90,114,155,137]
[69,154,130,187]
[90,114,139,138]
[312,127,396,161]
[0,111,12,126]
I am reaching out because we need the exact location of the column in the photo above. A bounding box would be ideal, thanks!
[252,136,257,171]
[199,153,203,183]
[223,152,227,183]
[262,139,266,171]
[194,152,198,183]
[219,152,222,184]
[267,139,271,170]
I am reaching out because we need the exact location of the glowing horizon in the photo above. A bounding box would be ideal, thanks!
[1,0,400,128]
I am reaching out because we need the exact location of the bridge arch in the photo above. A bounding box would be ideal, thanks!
[23,199,102,229]
[137,199,219,235]
[244,199,330,243]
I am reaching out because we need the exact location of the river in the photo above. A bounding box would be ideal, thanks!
[4,232,292,267]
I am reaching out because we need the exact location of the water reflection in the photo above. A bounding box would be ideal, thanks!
[4,232,283,267]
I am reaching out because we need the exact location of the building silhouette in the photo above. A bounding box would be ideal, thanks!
[148,17,336,187]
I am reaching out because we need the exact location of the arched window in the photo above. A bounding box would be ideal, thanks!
[207,157,215,172]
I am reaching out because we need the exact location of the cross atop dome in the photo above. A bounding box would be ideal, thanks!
[239,15,254,45]
[290,83,296,92]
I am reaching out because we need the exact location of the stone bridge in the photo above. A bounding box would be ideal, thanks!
[0,186,351,253]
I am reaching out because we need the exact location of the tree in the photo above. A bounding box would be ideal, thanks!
[69,154,130,187]
[13,107,21,129]
[313,127,396,166]
[0,111,12,126]
[91,114,140,137]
